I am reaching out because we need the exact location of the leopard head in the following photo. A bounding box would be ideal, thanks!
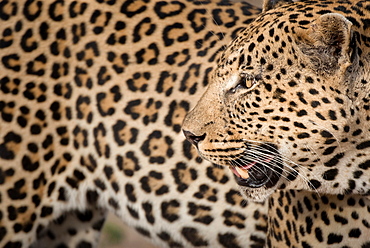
[183,0,370,201]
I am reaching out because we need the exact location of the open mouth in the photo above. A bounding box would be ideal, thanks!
[228,143,283,188]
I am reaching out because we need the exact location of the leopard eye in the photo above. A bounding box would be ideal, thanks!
[229,74,261,93]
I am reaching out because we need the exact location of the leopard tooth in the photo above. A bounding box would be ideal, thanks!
[235,166,249,179]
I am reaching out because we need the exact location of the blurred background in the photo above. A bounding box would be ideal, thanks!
[98,0,262,247]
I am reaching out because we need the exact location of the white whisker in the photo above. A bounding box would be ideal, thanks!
[195,1,226,44]
[233,141,321,196]
[308,120,344,154]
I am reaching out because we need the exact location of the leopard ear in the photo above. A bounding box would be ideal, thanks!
[296,13,354,74]
[262,0,293,12]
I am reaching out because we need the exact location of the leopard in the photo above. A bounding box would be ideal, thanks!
[183,0,370,247]
[0,0,269,247]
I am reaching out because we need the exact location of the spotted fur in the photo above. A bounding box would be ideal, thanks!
[183,0,370,247]
[0,1,267,247]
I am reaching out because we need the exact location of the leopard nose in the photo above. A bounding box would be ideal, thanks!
[183,130,206,147]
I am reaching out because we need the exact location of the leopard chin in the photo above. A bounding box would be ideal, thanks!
[238,185,278,203]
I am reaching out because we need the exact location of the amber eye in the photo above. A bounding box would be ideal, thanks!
[230,73,261,93]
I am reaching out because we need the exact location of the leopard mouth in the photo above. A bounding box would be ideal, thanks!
[228,143,283,189]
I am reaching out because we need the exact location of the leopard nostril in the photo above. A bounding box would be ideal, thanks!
[183,130,206,147]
